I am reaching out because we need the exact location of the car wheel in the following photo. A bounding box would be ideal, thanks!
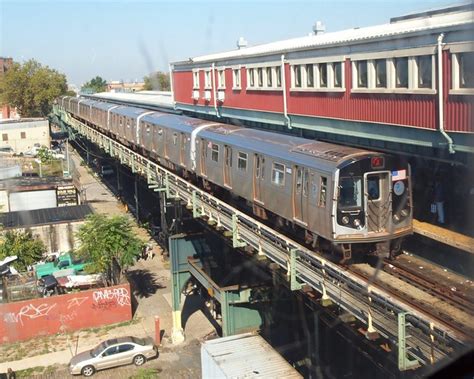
[133,354,146,366]
[81,365,95,377]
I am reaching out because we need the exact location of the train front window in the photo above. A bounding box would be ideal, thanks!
[367,176,380,200]
[338,177,362,209]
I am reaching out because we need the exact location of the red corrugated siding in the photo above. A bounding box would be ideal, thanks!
[444,52,474,132]
[173,53,472,132]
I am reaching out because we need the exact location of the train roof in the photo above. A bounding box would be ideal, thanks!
[200,123,372,171]
[111,105,149,118]
[173,6,473,65]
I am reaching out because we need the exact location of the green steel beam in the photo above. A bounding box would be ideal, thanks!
[398,312,421,371]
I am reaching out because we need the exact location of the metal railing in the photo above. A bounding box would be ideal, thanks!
[54,105,468,369]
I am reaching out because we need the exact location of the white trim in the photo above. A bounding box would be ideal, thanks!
[352,46,437,61]
[136,112,155,145]
[190,123,217,171]
[448,42,474,54]
[192,69,200,90]
[217,68,226,89]
[232,67,242,90]
[204,69,212,89]
[245,61,281,69]
[288,55,347,65]
[451,51,474,92]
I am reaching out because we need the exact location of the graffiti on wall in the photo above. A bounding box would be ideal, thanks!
[3,303,57,326]
[92,287,130,307]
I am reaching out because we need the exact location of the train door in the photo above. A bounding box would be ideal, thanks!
[293,166,309,224]
[200,138,207,176]
[364,172,391,232]
[224,145,232,188]
[179,133,186,166]
[253,154,265,203]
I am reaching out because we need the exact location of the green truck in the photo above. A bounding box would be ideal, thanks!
[35,253,86,279]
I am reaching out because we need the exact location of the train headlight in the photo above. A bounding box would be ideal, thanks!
[342,216,350,225]
[353,219,361,227]
[401,208,409,217]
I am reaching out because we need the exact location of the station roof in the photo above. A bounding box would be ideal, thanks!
[173,5,473,64]
[86,91,174,111]
[0,204,93,229]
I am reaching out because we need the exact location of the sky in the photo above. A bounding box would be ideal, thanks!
[0,0,456,87]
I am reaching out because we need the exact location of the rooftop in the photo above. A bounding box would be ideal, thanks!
[0,204,93,229]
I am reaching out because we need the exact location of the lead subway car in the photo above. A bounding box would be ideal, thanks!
[58,96,412,261]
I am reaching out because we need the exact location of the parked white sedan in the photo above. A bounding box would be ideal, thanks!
[69,336,158,376]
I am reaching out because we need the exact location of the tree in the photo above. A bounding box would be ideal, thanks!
[76,214,144,284]
[0,59,68,117]
[0,231,46,271]
[143,71,170,91]
[81,76,107,93]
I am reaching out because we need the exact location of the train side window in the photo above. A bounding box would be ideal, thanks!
[303,170,309,197]
[238,152,247,171]
[319,176,327,207]
[211,143,219,162]
[296,168,302,194]
[173,133,178,145]
[271,162,285,186]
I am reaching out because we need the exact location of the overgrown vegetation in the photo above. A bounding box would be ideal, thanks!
[0,59,68,117]
[76,214,144,284]
[0,231,45,271]
[129,367,161,379]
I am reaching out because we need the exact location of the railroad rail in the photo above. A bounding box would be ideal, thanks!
[53,106,471,370]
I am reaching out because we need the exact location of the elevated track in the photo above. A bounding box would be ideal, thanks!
[53,105,472,371]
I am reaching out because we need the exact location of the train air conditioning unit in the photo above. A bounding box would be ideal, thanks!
[204,90,212,101]
[217,91,225,102]
[192,90,200,100]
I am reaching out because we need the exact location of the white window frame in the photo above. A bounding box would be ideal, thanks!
[237,151,247,171]
[192,69,200,89]
[351,51,436,94]
[290,61,345,92]
[217,68,226,89]
[204,70,212,89]
[246,65,281,90]
[247,68,255,89]
[451,47,474,95]
[232,68,241,90]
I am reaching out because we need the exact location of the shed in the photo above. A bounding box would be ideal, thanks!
[201,333,302,378]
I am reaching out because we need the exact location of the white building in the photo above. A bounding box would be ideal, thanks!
[0,118,50,154]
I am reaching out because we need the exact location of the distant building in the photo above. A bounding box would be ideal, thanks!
[0,118,50,154]
[107,80,145,93]
[0,57,18,120]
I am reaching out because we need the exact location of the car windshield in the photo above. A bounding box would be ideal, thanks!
[338,177,362,209]
[90,342,107,357]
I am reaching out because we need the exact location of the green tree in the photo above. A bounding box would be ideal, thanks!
[76,214,144,284]
[0,231,46,271]
[0,59,68,117]
[81,76,107,93]
[143,71,170,91]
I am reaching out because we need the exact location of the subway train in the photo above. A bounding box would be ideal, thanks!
[58,96,413,260]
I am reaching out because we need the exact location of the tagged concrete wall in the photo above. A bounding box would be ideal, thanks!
[0,283,132,344]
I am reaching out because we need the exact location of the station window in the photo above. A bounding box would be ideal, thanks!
[2,133,7,141]
[193,71,200,89]
[459,52,474,88]
[395,57,408,88]
[20,132,26,139]
[319,63,328,88]
[257,68,264,87]
[333,62,343,88]
[238,152,247,171]
[211,143,219,162]
[416,55,432,89]
[306,64,314,87]
[294,65,302,88]
[233,68,241,89]
[248,68,255,88]
[375,59,387,88]
[357,61,368,88]
[275,66,282,87]
[204,70,211,89]
[318,176,327,207]
[266,67,273,87]
[271,162,285,186]
[218,69,225,89]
